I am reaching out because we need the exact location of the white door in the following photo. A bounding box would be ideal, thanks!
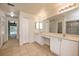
[50,37,61,55]
[0,18,2,48]
[61,39,78,56]
[20,17,29,45]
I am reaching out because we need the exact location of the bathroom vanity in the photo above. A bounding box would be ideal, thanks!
[34,8,79,56]
[35,32,79,56]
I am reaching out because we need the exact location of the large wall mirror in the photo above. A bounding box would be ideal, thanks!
[49,19,57,33]
[66,20,79,35]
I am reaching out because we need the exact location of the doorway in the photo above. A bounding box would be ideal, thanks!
[8,21,17,39]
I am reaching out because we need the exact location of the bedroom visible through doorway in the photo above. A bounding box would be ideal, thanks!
[8,21,17,39]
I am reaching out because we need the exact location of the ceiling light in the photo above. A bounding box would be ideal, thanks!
[10,12,14,17]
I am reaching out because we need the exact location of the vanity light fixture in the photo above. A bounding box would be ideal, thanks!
[59,3,76,12]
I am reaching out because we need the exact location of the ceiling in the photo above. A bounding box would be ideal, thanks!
[0,3,78,18]
[1,3,57,15]
[13,3,58,14]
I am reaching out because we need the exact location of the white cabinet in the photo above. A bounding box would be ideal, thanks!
[61,39,79,56]
[35,34,45,45]
[50,37,61,55]
[50,37,79,56]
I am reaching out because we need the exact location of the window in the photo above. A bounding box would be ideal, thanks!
[10,26,17,36]
[40,22,43,30]
[36,22,40,30]
[35,22,43,30]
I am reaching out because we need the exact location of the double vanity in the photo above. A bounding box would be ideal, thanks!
[35,32,79,56]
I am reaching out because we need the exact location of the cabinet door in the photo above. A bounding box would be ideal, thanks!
[50,37,61,55]
[61,39,78,56]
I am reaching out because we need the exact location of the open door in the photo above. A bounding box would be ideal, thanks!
[8,21,17,39]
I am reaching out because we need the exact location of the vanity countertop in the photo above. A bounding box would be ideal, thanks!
[64,34,79,42]
[35,32,79,42]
